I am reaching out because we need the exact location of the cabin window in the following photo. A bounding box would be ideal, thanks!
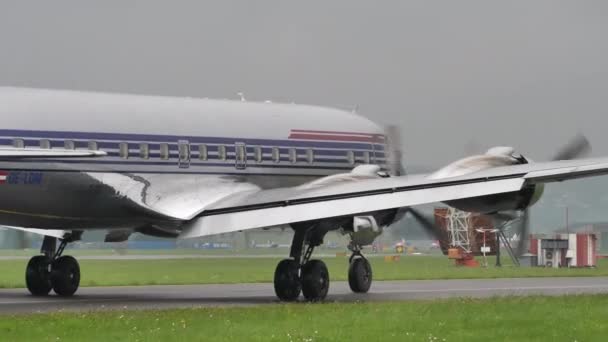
[198,144,208,160]
[139,143,150,159]
[39,139,51,149]
[178,142,190,162]
[160,143,169,160]
[88,141,98,150]
[235,144,246,163]
[272,147,280,163]
[254,146,263,163]
[363,151,370,164]
[289,148,297,164]
[218,145,227,161]
[64,140,75,150]
[347,151,355,165]
[306,149,314,164]
[119,142,129,159]
[12,138,25,148]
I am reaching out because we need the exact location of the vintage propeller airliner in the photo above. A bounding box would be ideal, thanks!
[0,86,605,301]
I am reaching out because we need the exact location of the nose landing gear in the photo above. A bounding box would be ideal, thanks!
[348,253,372,293]
[348,246,372,294]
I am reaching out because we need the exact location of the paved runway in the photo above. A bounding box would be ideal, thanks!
[2,277,608,314]
[0,254,337,260]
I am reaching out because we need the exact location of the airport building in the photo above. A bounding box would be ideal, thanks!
[529,233,597,268]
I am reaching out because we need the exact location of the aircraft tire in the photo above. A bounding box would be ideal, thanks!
[51,256,80,297]
[25,255,52,296]
[348,257,372,293]
[301,259,329,302]
[274,259,301,301]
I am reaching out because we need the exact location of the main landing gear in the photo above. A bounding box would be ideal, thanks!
[274,227,330,302]
[273,227,374,302]
[26,235,80,297]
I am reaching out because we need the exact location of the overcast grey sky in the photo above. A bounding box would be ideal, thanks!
[1,1,607,167]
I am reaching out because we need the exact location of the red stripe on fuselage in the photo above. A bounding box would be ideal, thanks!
[289,133,384,143]
[291,129,384,138]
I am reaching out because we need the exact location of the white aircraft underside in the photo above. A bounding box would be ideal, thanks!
[1,86,607,301]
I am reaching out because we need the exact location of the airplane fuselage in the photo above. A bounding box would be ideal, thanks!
[0,87,388,230]
[5,87,605,301]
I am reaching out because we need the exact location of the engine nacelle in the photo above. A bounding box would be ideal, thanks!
[445,183,544,214]
[429,146,544,214]
[348,216,383,247]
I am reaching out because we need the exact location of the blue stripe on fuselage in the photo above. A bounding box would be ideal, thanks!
[0,129,388,174]
[0,129,386,151]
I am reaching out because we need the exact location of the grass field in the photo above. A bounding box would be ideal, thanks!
[2,295,607,341]
[0,255,607,288]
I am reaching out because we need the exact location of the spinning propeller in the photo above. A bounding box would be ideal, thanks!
[511,134,590,255]
[385,125,406,176]
[401,134,592,258]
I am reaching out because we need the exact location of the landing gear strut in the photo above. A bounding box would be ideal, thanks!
[274,227,330,302]
[25,235,80,297]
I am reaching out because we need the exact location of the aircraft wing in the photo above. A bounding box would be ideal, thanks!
[1,225,69,239]
[179,157,608,238]
[0,148,107,158]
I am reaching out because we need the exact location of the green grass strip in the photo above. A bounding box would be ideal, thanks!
[2,295,607,341]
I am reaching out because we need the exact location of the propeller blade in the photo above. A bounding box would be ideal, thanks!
[385,125,406,176]
[551,134,591,161]
[515,208,530,257]
[405,208,443,240]
[493,212,518,222]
